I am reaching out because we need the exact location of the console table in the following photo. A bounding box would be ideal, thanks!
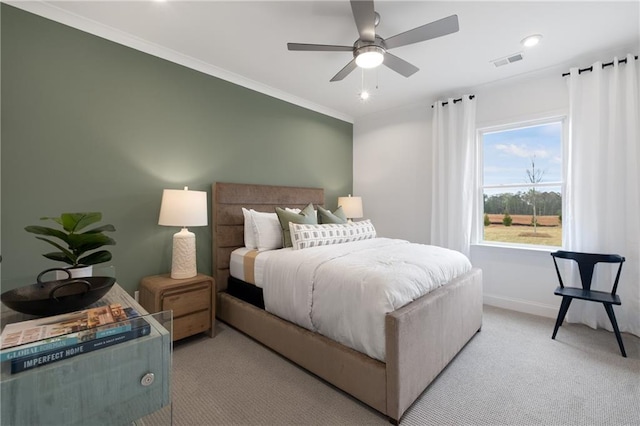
[0,284,172,425]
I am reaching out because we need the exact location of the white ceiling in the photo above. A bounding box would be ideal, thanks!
[11,1,640,122]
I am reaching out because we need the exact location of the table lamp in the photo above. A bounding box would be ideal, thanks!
[158,187,208,279]
[337,194,363,222]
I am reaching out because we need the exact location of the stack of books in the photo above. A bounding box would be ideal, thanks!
[0,303,150,374]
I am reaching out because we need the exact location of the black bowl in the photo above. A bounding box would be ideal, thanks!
[1,269,116,316]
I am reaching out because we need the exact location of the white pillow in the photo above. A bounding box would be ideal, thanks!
[289,220,377,250]
[242,208,257,249]
[250,210,283,251]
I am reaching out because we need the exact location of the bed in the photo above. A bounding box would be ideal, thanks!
[212,182,483,423]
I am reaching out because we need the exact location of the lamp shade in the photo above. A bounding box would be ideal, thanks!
[337,195,363,219]
[158,187,208,227]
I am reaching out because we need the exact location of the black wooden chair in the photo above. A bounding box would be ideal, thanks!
[550,250,626,357]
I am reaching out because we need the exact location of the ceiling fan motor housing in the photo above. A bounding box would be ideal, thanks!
[353,36,386,51]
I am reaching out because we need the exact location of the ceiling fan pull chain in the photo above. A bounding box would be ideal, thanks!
[359,68,370,101]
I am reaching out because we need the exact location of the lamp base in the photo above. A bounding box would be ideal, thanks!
[171,228,197,279]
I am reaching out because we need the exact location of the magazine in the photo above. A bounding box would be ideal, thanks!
[0,303,141,362]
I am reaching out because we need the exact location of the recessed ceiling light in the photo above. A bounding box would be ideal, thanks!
[521,34,542,48]
[359,91,370,101]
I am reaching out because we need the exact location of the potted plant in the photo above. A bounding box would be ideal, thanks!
[25,212,116,277]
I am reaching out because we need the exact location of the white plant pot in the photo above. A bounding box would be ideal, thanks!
[56,265,93,280]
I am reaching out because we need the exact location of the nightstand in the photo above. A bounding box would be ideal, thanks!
[139,273,215,341]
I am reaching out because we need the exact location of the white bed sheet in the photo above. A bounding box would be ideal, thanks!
[262,238,472,361]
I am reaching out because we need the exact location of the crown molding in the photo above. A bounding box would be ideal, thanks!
[6,1,354,124]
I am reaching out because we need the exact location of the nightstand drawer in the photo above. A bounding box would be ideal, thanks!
[162,285,210,317]
[173,310,210,340]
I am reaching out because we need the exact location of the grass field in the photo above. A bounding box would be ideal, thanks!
[487,214,560,226]
[484,215,562,246]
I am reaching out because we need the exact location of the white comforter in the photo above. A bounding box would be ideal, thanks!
[262,238,472,361]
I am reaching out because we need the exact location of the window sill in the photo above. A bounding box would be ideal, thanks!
[471,241,560,253]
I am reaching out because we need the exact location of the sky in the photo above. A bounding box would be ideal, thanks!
[482,121,562,192]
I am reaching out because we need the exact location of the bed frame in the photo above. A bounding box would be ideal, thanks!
[212,182,483,423]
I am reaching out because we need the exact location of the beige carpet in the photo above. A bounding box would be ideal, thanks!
[142,306,640,425]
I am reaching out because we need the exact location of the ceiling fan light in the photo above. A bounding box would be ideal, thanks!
[355,47,385,69]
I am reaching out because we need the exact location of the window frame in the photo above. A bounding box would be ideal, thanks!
[475,115,566,249]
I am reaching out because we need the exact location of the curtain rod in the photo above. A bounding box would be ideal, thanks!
[431,95,475,108]
[562,55,638,77]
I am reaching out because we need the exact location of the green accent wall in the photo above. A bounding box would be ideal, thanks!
[0,5,353,294]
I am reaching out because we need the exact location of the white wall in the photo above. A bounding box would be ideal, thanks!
[353,103,432,244]
[354,66,570,318]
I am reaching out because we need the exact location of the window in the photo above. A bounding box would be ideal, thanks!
[479,118,564,247]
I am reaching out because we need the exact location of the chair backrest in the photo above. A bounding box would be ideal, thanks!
[551,250,625,295]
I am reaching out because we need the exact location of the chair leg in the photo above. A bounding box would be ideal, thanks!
[603,303,627,358]
[552,297,573,339]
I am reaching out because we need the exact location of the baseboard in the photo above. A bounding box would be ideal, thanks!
[483,294,558,319]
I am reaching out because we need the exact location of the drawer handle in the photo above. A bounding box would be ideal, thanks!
[141,372,155,387]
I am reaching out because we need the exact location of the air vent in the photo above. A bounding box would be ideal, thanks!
[492,52,524,67]
[493,58,509,67]
[508,53,523,63]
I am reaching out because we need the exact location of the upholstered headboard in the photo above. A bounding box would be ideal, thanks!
[212,182,324,292]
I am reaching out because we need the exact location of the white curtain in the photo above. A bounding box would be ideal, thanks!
[430,96,477,257]
[566,54,640,337]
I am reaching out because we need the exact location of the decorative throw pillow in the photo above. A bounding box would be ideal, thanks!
[289,220,377,250]
[242,208,257,249]
[317,205,347,224]
[250,210,282,251]
[275,203,317,248]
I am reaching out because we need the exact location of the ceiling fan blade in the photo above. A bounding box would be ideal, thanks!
[383,52,419,77]
[287,43,353,52]
[384,14,459,50]
[350,0,376,42]
[330,59,358,82]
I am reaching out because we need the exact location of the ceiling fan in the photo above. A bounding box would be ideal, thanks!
[287,0,459,82]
